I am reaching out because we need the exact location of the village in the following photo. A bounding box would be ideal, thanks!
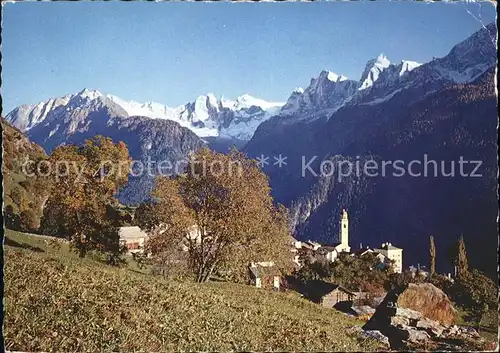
[119,209,445,305]
[117,208,495,350]
[3,3,497,351]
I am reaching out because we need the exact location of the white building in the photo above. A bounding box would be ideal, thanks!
[302,240,322,251]
[408,264,429,278]
[290,239,303,266]
[375,242,403,273]
[119,226,149,254]
[289,209,352,265]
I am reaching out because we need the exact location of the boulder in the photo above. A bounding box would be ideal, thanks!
[395,307,422,321]
[397,283,457,326]
[443,324,460,337]
[416,317,446,337]
[406,328,431,343]
[362,286,411,349]
[371,295,385,307]
[363,286,404,331]
[349,326,390,348]
[363,330,390,347]
[352,305,376,317]
[360,284,487,350]
[391,315,410,327]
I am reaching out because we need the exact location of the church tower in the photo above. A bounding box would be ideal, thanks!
[339,209,350,252]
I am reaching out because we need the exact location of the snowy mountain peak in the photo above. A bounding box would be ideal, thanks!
[281,68,359,118]
[7,90,285,141]
[318,70,347,83]
[235,94,257,106]
[359,54,392,90]
[312,70,349,85]
[236,93,254,101]
[375,53,390,66]
[233,94,284,111]
[398,60,422,76]
[206,93,218,106]
[76,88,103,100]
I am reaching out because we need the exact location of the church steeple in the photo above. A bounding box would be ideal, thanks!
[340,209,349,250]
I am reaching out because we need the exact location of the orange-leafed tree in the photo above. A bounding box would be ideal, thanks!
[41,136,131,264]
[137,148,293,282]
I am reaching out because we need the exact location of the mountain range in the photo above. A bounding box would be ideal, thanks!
[4,22,497,276]
[244,22,497,277]
[6,90,284,144]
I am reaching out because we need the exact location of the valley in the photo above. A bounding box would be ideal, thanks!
[1,5,498,351]
[4,23,497,277]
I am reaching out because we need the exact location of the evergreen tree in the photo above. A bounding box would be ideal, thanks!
[429,235,436,277]
[457,235,469,278]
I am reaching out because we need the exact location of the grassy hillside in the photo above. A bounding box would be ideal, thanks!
[4,229,151,273]
[3,230,380,352]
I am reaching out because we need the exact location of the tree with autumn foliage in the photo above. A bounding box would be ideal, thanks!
[137,148,294,283]
[40,136,131,264]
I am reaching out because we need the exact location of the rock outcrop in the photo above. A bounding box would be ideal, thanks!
[360,285,487,350]
[397,283,458,326]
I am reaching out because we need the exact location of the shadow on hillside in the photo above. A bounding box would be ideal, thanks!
[4,236,45,253]
[284,275,336,303]
[209,277,227,283]
[127,268,150,276]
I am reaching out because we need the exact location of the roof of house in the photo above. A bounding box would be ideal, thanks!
[352,248,387,258]
[321,284,356,297]
[306,280,356,299]
[305,240,322,247]
[119,226,148,241]
[378,242,402,250]
[319,245,340,251]
[352,247,374,256]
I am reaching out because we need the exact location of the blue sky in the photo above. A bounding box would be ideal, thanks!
[2,1,496,113]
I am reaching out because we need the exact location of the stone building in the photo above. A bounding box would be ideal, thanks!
[320,285,356,308]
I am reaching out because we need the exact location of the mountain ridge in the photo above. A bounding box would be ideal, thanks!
[6,90,284,142]
[243,23,497,277]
